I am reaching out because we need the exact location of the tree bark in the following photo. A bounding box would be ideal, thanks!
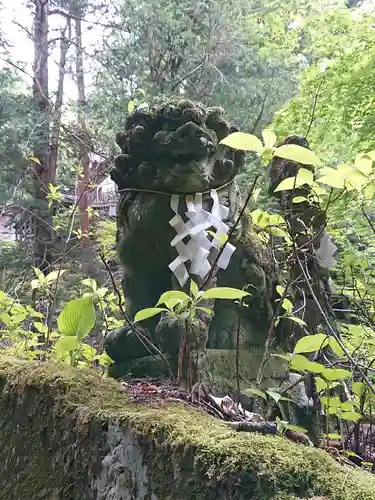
[74,14,93,276]
[32,0,52,274]
[49,17,71,182]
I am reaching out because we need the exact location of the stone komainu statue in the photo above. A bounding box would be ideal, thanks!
[104,99,277,380]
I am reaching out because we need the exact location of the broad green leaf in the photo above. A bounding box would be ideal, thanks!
[57,296,96,340]
[294,334,329,354]
[321,367,352,381]
[137,102,149,110]
[316,167,346,189]
[196,307,214,316]
[156,290,190,306]
[33,322,48,334]
[352,382,365,398]
[190,280,198,298]
[365,151,375,161]
[200,287,250,300]
[290,354,325,374]
[28,156,41,165]
[31,279,40,290]
[287,316,307,326]
[274,144,320,166]
[54,336,80,357]
[355,155,373,176]
[328,337,344,356]
[274,176,297,192]
[284,424,308,434]
[276,285,285,297]
[341,411,362,423]
[266,390,282,403]
[324,433,342,440]
[220,132,263,153]
[315,377,327,393]
[281,298,293,314]
[128,100,135,113]
[292,196,308,204]
[242,387,267,400]
[321,396,341,408]
[340,401,356,412]
[81,278,98,291]
[261,129,276,149]
[134,307,166,322]
[32,267,45,282]
[46,270,66,284]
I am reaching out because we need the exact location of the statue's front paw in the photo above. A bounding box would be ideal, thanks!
[104,324,153,364]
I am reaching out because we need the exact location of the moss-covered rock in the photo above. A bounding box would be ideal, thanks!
[0,357,374,499]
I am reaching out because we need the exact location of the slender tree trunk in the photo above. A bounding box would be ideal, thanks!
[32,0,52,274]
[49,17,71,182]
[75,15,93,276]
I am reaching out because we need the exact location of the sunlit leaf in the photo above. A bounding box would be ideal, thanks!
[341,411,362,422]
[54,336,80,357]
[261,129,276,149]
[266,390,282,403]
[294,334,329,354]
[46,270,66,284]
[242,387,267,400]
[220,132,263,153]
[352,381,365,398]
[315,377,327,393]
[134,307,166,322]
[274,144,320,166]
[274,168,314,192]
[57,296,96,340]
[190,280,198,298]
[328,337,344,356]
[285,424,308,434]
[290,354,325,373]
[200,287,250,300]
[324,433,342,440]
[156,290,190,307]
[287,316,307,326]
[355,155,373,176]
[128,100,135,113]
[196,307,214,316]
[321,367,352,381]
[81,278,98,291]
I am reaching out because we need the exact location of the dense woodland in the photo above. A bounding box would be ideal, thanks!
[1,0,375,476]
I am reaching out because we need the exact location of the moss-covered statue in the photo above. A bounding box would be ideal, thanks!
[104,99,278,386]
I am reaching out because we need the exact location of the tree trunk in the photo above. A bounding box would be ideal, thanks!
[49,17,71,182]
[75,15,93,276]
[32,0,52,274]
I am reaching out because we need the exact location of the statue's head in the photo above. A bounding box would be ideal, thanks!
[111,99,246,194]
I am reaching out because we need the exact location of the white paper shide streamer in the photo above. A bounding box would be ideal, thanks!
[168,190,236,287]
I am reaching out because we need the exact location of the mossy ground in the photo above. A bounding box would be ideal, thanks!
[0,356,375,499]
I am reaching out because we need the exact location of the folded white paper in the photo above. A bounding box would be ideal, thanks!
[169,190,236,286]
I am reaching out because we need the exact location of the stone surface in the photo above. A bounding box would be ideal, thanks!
[0,357,375,500]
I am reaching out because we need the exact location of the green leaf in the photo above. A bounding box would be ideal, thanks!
[200,287,250,301]
[28,156,41,165]
[274,144,320,166]
[261,129,276,149]
[220,132,263,153]
[316,167,346,189]
[81,278,98,291]
[324,433,342,440]
[315,377,327,393]
[290,354,325,374]
[46,270,66,284]
[190,280,198,298]
[355,155,373,176]
[33,322,48,334]
[292,196,308,204]
[287,316,307,326]
[266,390,282,403]
[156,290,190,307]
[32,267,46,283]
[31,279,40,290]
[274,168,314,192]
[134,307,166,322]
[284,424,308,434]
[341,411,362,423]
[321,367,352,381]
[340,401,356,412]
[281,298,293,314]
[54,336,80,357]
[276,285,285,297]
[274,176,297,192]
[196,307,214,316]
[352,382,365,398]
[57,296,96,340]
[328,337,344,356]
[128,100,135,113]
[294,334,329,354]
[242,387,267,400]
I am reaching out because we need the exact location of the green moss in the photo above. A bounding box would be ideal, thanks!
[0,356,375,499]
